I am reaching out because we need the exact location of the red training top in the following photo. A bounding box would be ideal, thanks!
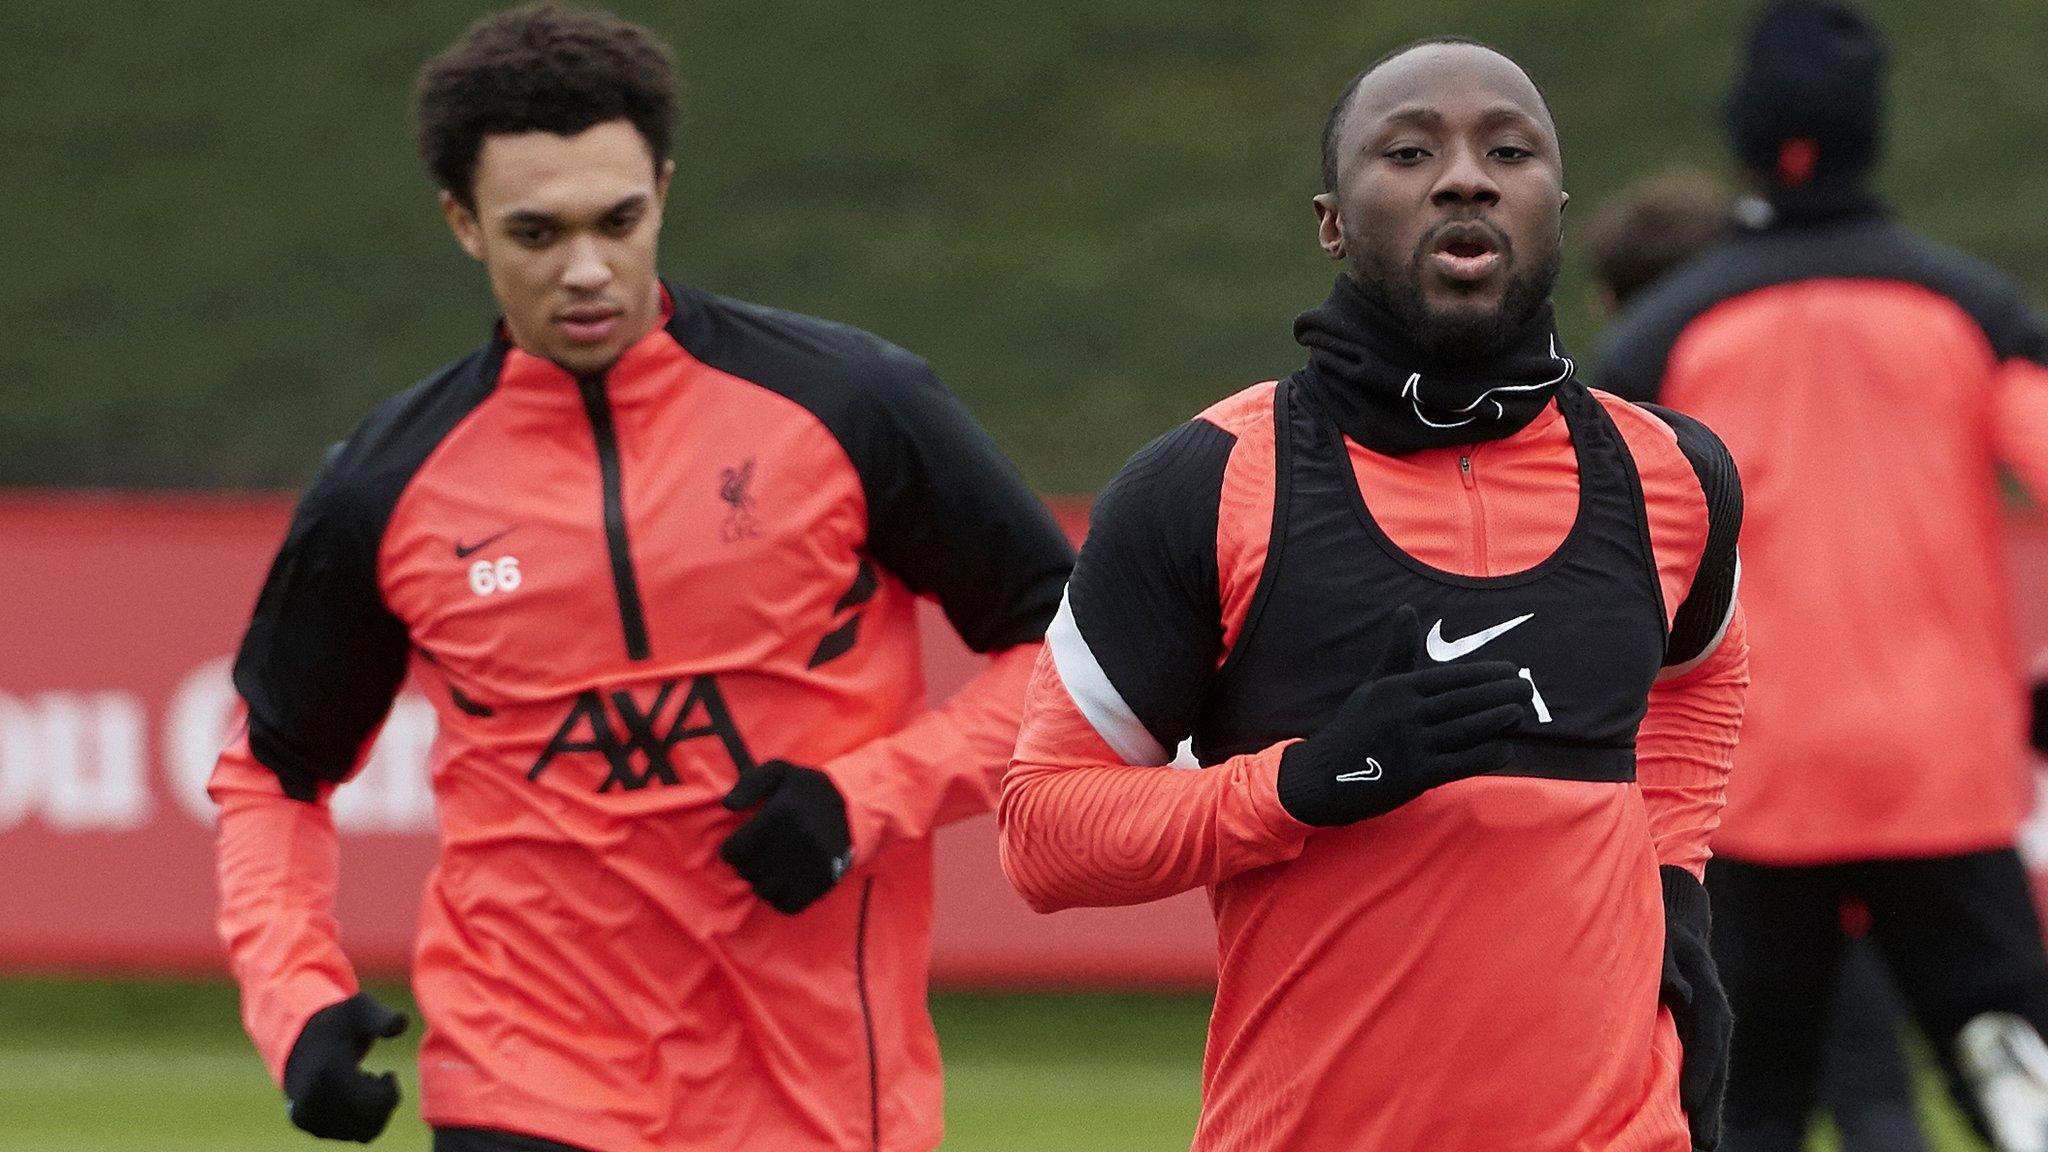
[1001,378,1746,1152]
[212,282,1074,1152]
[1597,204,2048,863]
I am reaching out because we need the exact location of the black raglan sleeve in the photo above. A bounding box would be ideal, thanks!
[673,289,1073,652]
[1053,418,1234,764]
[852,345,1076,653]
[230,345,500,802]
[1646,405,1744,672]
[231,452,412,802]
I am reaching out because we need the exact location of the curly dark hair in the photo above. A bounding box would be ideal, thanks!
[414,3,676,208]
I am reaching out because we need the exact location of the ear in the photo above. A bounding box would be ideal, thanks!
[1313,193,1344,261]
[1560,189,1571,213]
[654,158,676,203]
[440,190,485,262]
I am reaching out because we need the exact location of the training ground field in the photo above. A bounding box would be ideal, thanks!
[0,979,1208,1151]
[0,978,1986,1151]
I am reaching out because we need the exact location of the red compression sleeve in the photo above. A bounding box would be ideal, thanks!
[209,726,359,1085]
[998,649,1310,913]
[823,642,1042,860]
[1638,606,1750,877]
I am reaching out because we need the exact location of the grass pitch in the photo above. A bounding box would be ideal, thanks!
[0,977,1991,1150]
[0,978,1208,1151]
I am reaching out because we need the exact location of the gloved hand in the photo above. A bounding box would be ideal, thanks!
[1659,865,1730,1151]
[721,759,855,914]
[1276,605,1532,827]
[2030,680,2048,756]
[282,992,409,1143]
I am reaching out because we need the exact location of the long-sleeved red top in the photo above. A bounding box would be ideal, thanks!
[211,282,1074,1152]
[1597,204,2048,863]
[1001,378,1746,1152]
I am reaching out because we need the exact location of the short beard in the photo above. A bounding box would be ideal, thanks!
[1348,227,1562,369]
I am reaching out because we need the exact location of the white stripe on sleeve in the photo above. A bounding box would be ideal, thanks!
[1046,589,1172,766]
[1658,553,1741,681]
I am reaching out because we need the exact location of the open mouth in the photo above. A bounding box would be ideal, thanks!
[1428,225,1505,283]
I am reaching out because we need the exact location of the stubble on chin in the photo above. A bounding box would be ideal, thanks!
[1348,248,1505,366]
[1348,232,1559,368]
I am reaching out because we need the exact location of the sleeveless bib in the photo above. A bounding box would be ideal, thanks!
[1193,376,1669,781]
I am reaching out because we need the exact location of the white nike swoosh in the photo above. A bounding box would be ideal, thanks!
[1425,613,1534,662]
[1335,758,1383,783]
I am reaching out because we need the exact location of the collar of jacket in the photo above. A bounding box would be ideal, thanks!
[494,282,685,406]
[1292,273,1574,457]
[1742,179,1890,231]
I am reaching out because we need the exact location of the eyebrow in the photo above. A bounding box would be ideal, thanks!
[500,193,651,227]
[1374,103,1546,134]
[1377,106,1444,130]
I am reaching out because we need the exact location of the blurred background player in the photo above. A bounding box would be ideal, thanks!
[1590,166,1931,1152]
[207,5,1073,1150]
[1002,38,1746,1151]
[1594,3,2048,1150]
[1585,169,1730,316]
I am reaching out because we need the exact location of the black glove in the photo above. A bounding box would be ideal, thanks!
[2030,680,2048,755]
[720,759,854,914]
[1276,605,1532,827]
[1659,865,1730,1151]
[282,992,409,1143]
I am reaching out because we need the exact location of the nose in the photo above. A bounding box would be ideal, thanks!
[561,235,614,292]
[1430,143,1500,208]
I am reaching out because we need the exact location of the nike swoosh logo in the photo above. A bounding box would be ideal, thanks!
[1335,757,1383,783]
[1425,613,1534,662]
[453,526,517,559]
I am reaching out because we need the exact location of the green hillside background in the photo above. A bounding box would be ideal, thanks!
[8,1,2047,491]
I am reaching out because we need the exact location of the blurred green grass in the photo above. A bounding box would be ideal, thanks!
[0,978,1209,1151]
[0,977,2001,1150]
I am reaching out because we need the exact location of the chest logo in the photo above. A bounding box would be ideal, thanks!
[1425,613,1533,662]
[719,458,760,542]
[453,525,518,559]
[527,674,757,793]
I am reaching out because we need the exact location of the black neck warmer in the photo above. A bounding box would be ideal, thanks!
[1292,274,1575,456]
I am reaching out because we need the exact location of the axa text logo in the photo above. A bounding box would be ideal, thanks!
[527,674,755,793]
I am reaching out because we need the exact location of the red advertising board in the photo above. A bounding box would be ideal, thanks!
[0,492,1217,986]
[3,492,2046,987]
